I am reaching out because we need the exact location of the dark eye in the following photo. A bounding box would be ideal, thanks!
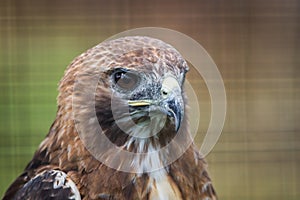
[113,69,140,90]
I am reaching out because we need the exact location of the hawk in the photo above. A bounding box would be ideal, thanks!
[3,36,217,200]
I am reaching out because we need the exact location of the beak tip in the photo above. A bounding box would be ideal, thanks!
[174,114,182,132]
[175,122,180,132]
[166,101,183,133]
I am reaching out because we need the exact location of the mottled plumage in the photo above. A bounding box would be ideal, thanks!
[12,170,80,200]
[3,36,217,200]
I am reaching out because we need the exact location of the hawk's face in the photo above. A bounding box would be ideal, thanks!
[86,37,189,152]
[110,67,184,134]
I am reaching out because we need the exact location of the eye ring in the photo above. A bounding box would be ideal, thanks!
[112,69,140,91]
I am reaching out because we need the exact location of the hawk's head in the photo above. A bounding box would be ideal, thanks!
[60,36,189,156]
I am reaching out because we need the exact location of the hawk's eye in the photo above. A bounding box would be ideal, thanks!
[113,70,139,90]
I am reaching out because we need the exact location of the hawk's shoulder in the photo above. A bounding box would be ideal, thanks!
[10,170,81,200]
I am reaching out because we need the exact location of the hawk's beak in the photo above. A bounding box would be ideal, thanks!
[127,76,184,132]
[160,77,184,132]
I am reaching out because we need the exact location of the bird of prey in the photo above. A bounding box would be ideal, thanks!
[3,36,217,200]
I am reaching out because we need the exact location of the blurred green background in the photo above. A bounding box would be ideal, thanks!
[0,0,299,199]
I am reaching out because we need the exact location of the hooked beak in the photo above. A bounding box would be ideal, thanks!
[128,76,184,132]
[160,95,183,132]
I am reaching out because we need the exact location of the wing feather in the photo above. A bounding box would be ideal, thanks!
[12,170,81,200]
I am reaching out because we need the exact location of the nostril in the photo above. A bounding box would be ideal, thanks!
[161,90,168,97]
